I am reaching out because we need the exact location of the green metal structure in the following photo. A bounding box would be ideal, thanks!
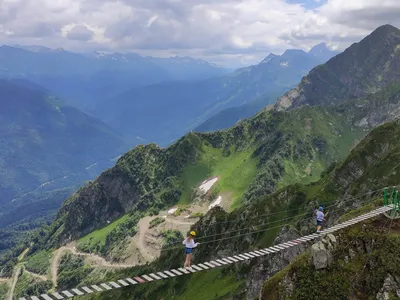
[383,186,399,219]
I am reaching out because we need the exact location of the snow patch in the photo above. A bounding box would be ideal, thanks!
[168,207,178,214]
[356,117,369,127]
[199,177,218,193]
[86,162,99,170]
[209,196,222,210]
[280,61,289,67]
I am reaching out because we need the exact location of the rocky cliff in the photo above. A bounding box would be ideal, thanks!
[261,218,400,300]
[275,24,400,111]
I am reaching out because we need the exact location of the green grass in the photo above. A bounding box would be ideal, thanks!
[339,198,383,222]
[14,273,31,297]
[149,217,165,228]
[178,144,258,208]
[24,250,52,275]
[14,272,52,299]
[0,282,8,299]
[189,212,204,218]
[278,158,324,189]
[77,214,130,249]
[175,269,244,300]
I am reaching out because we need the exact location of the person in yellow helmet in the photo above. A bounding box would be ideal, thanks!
[183,231,199,268]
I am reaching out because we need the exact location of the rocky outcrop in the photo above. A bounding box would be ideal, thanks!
[274,24,400,112]
[246,226,307,300]
[376,274,400,300]
[311,234,337,270]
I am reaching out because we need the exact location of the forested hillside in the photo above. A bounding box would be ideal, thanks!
[3,24,400,300]
[43,117,400,300]
[0,79,133,252]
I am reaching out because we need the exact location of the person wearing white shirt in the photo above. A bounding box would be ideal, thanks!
[183,231,199,268]
[316,206,328,233]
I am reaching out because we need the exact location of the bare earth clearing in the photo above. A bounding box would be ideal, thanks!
[11,176,234,297]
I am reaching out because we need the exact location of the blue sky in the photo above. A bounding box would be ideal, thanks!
[0,0,399,67]
[285,0,327,10]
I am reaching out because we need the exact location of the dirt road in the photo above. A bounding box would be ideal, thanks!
[51,243,134,288]
[8,247,30,300]
[8,267,21,300]
[25,270,47,282]
[136,217,157,262]
[50,215,197,286]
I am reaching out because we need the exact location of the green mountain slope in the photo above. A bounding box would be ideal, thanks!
[43,76,400,251]
[261,218,400,300]
[7,24,400,299]
[261,121,400,300]
[46,77,400,249]
[44,117,400,300]
[0,79,131,227]
[49,105,360,244]
[275,24,400,111]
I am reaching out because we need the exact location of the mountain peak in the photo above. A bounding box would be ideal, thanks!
[374,24,400,34]
[309,42,329,53]
[274,24,400,111]
[282,49,308,57]
[260,53,278,64]
[362,24,400,44]
[308,42,339,62]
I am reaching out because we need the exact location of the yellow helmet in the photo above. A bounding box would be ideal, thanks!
[190,231,196,236]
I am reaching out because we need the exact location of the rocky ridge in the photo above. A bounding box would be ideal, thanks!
[274,24,400,111]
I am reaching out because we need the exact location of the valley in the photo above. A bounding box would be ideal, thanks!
[2,176,228,297]
[2,21,400,300]
[95,44,338,144]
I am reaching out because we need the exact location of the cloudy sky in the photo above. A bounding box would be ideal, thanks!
[0,0,399,67]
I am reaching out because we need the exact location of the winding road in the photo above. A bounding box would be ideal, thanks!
[8,266,21,300]
[51,244,135,288]
[50,216,196,287]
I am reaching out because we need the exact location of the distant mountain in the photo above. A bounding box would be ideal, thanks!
[95,43,339,144]
[194,95,276,133]
[0,79,132,226]
[9,25,400,300]
[0,45,229,112]
[46,25,399,246]
[194,43,340,133]
[86,52,227,79]
[308,43,338,62]
[275,24,400,111]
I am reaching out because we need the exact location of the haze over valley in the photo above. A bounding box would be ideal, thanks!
[2,0,400,299]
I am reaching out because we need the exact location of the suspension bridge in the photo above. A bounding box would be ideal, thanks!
[17,187,400,300]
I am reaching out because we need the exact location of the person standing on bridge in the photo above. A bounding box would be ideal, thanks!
[183,231,199,269]
[316,206,327,233]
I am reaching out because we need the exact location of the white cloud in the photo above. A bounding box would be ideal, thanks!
[0,0,399,66]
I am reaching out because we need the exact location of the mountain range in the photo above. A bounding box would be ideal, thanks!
[8,24,400,300]
[44,24,400,245]
[0,79,132,231]
[2,23,400,300]
[0,45,230,112]
[275,24,400,111]
[0,42,337,247]
[94,43,339,145]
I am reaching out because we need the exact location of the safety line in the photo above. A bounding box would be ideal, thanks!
[162,195,382,250]
[18,205,393,300]
[170,185,392,232]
